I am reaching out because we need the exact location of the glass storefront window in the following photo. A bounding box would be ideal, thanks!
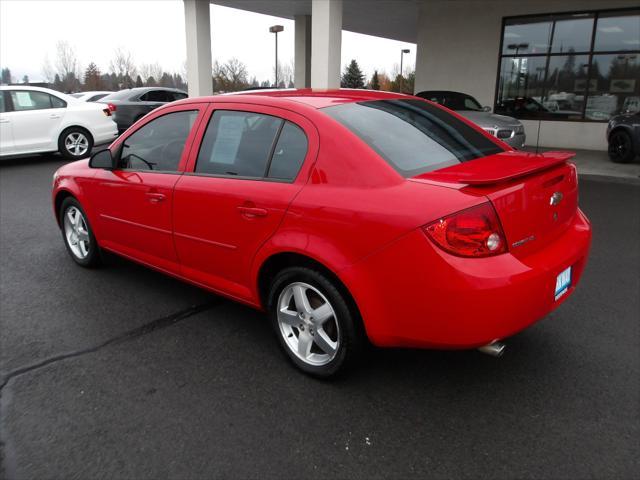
[502,19,552,55]
[551,16,594,53]
[496,9,640,121]
[594,13,640,51]
[587,53,640,119]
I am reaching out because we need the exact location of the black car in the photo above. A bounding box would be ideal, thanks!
[607,111,640,163]
[99,87,187,133]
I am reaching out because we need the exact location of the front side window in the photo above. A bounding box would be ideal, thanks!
[496,9,640,121]
[0,93,5,113]
[9,91,65,111]
[324,99,504,177]
[141,90,170,102]
[119,110,198,172]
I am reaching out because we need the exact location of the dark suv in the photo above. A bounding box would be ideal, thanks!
[99,87,188,133]
[607,112,640,163]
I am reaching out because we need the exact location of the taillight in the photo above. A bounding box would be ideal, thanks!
[423,202,507,257]
[107,103,117,112]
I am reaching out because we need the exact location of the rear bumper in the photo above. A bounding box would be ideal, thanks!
[92,121,119,145]
[341,208,592,349]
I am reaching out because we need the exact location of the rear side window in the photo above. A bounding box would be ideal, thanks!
[141,90,171,102]
[267,122,308,181]
[50,95,66,108]
[324,99,504,177]
[172,92,188,101]
[196,111,281,178]
[0,93,5,113]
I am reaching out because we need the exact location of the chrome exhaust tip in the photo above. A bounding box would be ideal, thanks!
[478,341,506,357]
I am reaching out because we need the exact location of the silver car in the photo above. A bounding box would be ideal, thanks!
[416,90,526,148]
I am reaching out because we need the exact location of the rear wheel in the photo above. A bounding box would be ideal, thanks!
[268,267,362,377]
[59,197,101,267]
[608,130,635,163]
[59,127,93,160]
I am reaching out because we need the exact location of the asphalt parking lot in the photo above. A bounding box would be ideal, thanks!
[1,154,638,479]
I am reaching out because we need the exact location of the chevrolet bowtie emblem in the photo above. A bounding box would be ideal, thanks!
[550,192,563,206]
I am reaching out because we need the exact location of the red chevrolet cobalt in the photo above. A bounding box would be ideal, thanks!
[52,90,591,376]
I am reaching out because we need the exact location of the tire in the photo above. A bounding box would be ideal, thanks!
[267,266,363,377]
[608,130,635,164]
[59,197,101,268]
[58,127,94,161]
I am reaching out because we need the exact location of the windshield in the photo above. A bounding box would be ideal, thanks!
[69,93,83,98]
[323,99,504,177]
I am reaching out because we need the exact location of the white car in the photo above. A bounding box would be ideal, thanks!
[69,91,113,103]
[0,86,118,160]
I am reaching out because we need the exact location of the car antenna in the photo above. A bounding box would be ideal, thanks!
[535,118,542,155]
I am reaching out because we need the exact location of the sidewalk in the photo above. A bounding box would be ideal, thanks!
[523,147,640,183]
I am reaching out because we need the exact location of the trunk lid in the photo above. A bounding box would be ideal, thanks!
[411,150,579,256]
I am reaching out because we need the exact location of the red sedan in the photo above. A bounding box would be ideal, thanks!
[52,89,591,376]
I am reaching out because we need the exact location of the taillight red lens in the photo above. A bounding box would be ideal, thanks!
[107,103,117,112]
[423,202,507,257]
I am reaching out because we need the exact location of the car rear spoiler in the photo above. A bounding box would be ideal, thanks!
[413,150,576,186]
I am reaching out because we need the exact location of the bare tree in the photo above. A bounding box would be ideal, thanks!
[213,58,248,92]
[109,47,137,87]
[52,41,81,92]
[139,62,163,85]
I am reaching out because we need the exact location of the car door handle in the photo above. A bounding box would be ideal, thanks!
[49,114,61,119]
[237,206,268,218]
[146,192,166,203]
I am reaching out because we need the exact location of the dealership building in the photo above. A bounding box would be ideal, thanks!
[184,0,639,151]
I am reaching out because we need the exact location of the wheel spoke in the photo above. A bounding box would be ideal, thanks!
[66,209,75,226]
[292,285,312,314]
[297,331,313,358]
[77,230,89,242]
[313,328,337,355]
[74,211,83,229]
[278,307,299,327]
[312,302,333,325]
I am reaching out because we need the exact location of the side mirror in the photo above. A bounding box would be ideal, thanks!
[89,149,115,169]
[483,106,492,112]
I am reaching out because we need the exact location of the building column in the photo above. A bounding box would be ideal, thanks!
[311,0,342,89]
[184,0,212,97]
[414,2,430,94]
[294,15,312,88]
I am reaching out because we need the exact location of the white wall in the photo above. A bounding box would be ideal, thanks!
[415,0,637,150]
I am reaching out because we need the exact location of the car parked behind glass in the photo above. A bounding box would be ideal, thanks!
[416,90,526,148]
[0,86,117,160]
[98,87,187,133]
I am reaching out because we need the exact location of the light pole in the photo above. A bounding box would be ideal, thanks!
[400,48,410,93]
[269,25,284,87]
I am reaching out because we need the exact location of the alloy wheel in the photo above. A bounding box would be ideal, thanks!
[65,132,89,157]
[277,282,340,366]
[64,206,90,259]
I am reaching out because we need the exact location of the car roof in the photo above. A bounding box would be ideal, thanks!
[173,88,412,110]
[417,90,470,96]
[0,85,64,94]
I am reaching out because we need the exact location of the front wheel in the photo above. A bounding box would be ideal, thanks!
[58,127,93,160]
[268,267,363,377]
[59,197,101,267]
[608,130,635,163]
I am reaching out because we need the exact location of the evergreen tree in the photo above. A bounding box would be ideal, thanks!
[53,74,63,91]
[146,76,157,87]
[22,75,29,84]
[135,75,143,88]
[341,60,365,89]
[160,72,174,88]
[370,70,380,90]
[1,68,12,84]
[84,62,103,90]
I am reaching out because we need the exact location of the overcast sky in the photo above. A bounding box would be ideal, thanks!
[0,0,416,84]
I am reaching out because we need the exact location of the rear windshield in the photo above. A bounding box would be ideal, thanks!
[323,99,504,177]
[100,90,135,101]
